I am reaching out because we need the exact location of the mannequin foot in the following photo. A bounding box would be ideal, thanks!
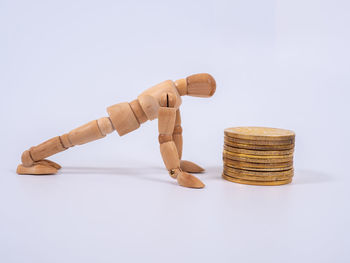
[16,159,61,175]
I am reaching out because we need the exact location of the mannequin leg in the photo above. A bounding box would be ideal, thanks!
[17,117,114,175]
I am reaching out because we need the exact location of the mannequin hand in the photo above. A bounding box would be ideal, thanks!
[180,160,205,173]
[171,168,205,189]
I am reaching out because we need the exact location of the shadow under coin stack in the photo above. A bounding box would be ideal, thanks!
[222,127,295,186]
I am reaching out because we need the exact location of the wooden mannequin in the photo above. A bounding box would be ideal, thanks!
[17,73,216,188]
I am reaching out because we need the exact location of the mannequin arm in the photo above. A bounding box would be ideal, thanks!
[173,109,204,173]
[158,93,204,188]
[173,109,183,159]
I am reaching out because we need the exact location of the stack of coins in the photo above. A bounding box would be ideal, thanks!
[222,127,295,186]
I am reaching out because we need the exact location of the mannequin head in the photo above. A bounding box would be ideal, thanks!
[175,73,216,98]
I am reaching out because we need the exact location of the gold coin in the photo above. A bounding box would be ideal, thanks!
[223,167,293,181]
[223,158,293,171]
[224,145,294,156]
[225,127,295,141]
[224,166,294,177]
[223,150,294,163]
[225,136,294,146]
[222,173,292,186]
[223,171,292,181]
[224,139,295,150]
[224,162,293,172]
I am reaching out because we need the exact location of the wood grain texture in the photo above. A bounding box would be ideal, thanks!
[129,99,148,124]
[17,163,57,175]
[138,80,181,120]
[36,159,62,169]
[60,133,73,148]
[107,102,140,136]
[158,134,173,144]
[174,78,187,96]
[180,160,204,173]
[97,117,114,136]
[186,73,216,97]
[160,142,180,170]
[29,136,66,162]
[173,109,183,159]
[177,171,205,189]
[17,73,216,188]
[156,91,205,188]
[158,95,180,171]
[21,150,34,167]
[68,120,104,145]
[158,108,177,134]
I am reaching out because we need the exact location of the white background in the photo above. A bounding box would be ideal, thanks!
[1,0,349,262]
